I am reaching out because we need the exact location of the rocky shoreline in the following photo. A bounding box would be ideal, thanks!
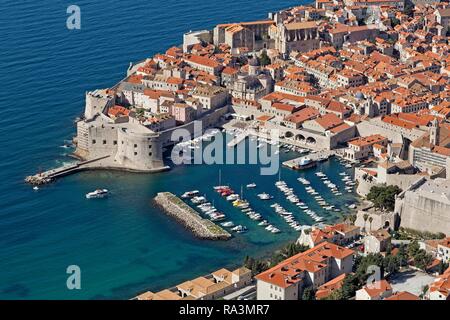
[154,192,231,240]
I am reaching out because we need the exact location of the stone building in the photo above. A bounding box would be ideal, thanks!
[395,178,450,235]
[272,20,321,54]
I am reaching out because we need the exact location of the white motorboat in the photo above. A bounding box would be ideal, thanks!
[246,183,257,188]
[86,189,108,199]
[257,193,273,200]
[221,221,235,228]
[231,225,248,233]
[181,190,199,198]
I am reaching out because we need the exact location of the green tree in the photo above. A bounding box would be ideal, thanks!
[340,273,359,299]
[438,261,449,275]
[301,287,316,300]
[408,240,420,258]
[413,249,433,271]
[355,253,385,283]
[384,255,399,275]
[367,185,402,211]
[258,50,271,66]
[397,244,408,267]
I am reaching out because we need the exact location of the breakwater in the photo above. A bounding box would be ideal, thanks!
[154,192,231,240]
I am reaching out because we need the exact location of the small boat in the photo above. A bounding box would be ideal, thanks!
[231,225,248,233]
[258,220,269,226]
[33,186,39,191]
[86,189,108,199]
[246,183,257,188]
[221,221,235,228]
[257,193,273,200]
[181,190,199,198]
[226,194,240,201]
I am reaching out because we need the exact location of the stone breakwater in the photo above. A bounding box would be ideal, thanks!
[154,192,231,240]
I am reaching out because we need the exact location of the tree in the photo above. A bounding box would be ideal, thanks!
[301,287,316,300]
[408,240,420,259]
[355,253,385,283]
[340,273,359,299]
[383,255,399,275]
[438,261,449,275]
[397,244,408,267]
[413,249,433,271]
[367,185,402,211]
[258,50,271,66]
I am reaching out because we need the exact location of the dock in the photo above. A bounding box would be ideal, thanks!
[154,192,231,240]
[283,150,334,169]
[24,156,110,185]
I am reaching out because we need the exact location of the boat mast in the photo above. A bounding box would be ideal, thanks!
[219,169,222,186]
[240,185,243,199]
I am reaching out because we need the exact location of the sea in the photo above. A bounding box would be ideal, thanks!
[0,0,357,299]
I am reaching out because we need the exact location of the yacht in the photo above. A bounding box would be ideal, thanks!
[86,189,108,199]
[231,225,248,233]
[226,194,240,201]
[257,193,273,200]
[181,190,199,198]
[221,221,235,228]
[246,183,257,188]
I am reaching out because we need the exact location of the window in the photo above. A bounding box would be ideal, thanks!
[148,152,152,156]
[134,144,137,148]
[149,145,152,149]
[134,152,137,156]
[113,140,117,145]
[92,139,96,144]
[103,140,107,144]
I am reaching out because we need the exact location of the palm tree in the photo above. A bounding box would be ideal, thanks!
[368,217,373,232]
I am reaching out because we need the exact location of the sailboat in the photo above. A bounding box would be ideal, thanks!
[213,169,229,190]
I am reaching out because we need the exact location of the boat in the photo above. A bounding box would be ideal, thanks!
[246,183,257,188]
[33,186,39,191]
[221,221,235,228]
[86,189,108,199]
[293,157,317,170]
[210,213,226,221]
[226,194,240,201]
[191,196,207,204]
[257,193,273,200]
[181,190,199,198]
[231,225,248,233]
[258,220,269,226]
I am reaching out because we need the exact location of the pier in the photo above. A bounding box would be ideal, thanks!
[154,192,231,240]
[25,156,110,185]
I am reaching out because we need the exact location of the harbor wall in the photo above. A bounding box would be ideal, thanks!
[154,192,231,240]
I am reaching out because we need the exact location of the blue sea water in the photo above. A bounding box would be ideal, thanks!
[0,0,357,299]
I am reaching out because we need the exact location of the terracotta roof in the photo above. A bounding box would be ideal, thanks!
[255,242,354,289]
[361,280,392,298]
[315,113,344,130]
[384,291,419,300]
[316,273,347,300]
